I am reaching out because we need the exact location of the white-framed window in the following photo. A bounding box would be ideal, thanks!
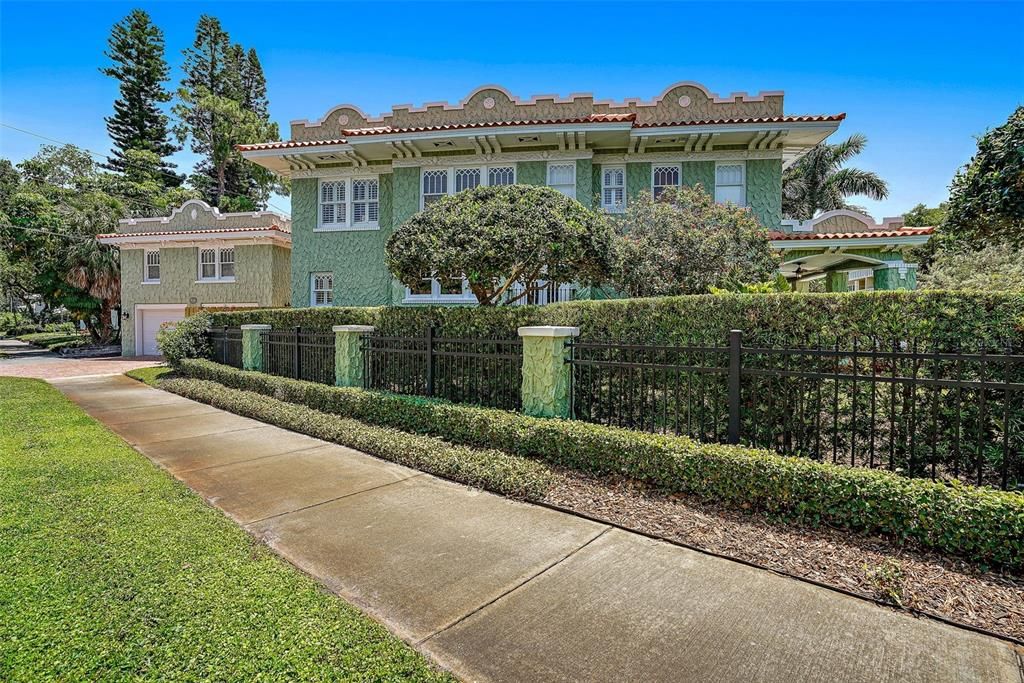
[547,162,576,199]
[197,246,235,282]
[403,273,475,303]
[715,162,746,206]
[601,166,626,212]
[143,250,160,283]
[311,272,333,306]
[318,177,379,230]
[652,164,681,200]
[419,165,517,209]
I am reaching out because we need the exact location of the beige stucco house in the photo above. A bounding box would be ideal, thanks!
[98,199,291,356]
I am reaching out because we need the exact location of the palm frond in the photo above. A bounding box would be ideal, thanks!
[828,167,889,201]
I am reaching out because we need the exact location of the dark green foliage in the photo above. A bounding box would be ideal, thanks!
[100,9,180,185]
[157,311,212,366]
[0,378,452,681]
[386,184,614,305]
[209,291,1024,349]
[903,203,947,228]
[160,377,553,499]
[16,331,87,351]
[176,359,1024,569]
[943,106,1024,248]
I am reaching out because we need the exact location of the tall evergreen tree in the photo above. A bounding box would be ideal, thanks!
[101,9,180,186]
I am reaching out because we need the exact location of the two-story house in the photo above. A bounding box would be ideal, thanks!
[239,82,848,306]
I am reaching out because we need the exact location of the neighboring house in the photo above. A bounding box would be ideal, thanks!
[239,82,845,307]
[97,199,291,356]
[771,210,935,291]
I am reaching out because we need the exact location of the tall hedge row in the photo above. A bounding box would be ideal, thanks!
[208,292,1024,347]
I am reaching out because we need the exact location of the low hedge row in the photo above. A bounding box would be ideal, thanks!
[160,376,553,500]
[176,358,1024,569]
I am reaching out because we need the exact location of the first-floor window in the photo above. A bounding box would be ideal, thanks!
[422,169,449,206]
[488,166,515,186]
[144,250,160,283]
[715,162,746,206]
[404,273,473,301]
[198,246,236,281]
[420,165,517,208]
[547,162,576,199]
[652,165,681,200]
[318,177,379,229]
[601,166,625,212]
[454,167,481,192]
[311,272,333,306]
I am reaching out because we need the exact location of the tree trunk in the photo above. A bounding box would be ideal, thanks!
[216,163,226,205]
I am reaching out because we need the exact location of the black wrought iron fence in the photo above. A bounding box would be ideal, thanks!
[260,326,335,385]
[570,332,1024,491]
[207,326,243,368]
[362,326,523,410]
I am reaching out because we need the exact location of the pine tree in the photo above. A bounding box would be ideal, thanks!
[101,9,181,186]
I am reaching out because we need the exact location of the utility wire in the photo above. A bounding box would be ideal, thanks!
[1,122,291,217]
[1,223,95,242]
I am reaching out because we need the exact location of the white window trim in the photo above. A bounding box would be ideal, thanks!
[142,249,160,284]
[317,177,380,232]
[714,161,747,207]
[546,161,577,199]
[310,272,334,307]
[651,163,682,199]
[402,274,477,304]
[418,164,518,210]
[196,246,236,283]
[600,165,626,213]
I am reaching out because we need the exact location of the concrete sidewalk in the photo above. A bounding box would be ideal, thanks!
[52,374,1023,683]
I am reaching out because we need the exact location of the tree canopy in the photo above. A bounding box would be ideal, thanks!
[782,133,888,220]
[386,185,614,306]
[903,202,947,227]
[610,186,779,297]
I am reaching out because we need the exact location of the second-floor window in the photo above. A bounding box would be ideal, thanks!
[144,250,160,283]
[420,165,516,208]
[318,177,379,230]
[652,165,681,200]
[547,163,576,199]
[601,166,625,212]
[198,246,235,282]
[715,162,746,206]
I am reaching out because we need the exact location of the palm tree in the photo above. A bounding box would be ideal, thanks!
[782,133,889,220]
[65,238,121,344]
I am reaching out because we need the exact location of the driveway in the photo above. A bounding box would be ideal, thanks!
[50,373,1024,683]
[0,338,160,379]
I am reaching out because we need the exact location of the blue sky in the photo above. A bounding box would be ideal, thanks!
[1,0,1022,219]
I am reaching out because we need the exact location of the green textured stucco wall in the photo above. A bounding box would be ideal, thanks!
[120,243,289,355]
[517,161,546,186]
[575,158,593,209]
[747,159,782,229]
[682,161,715,194]
[626,162,651,204]
[290,176,395,308]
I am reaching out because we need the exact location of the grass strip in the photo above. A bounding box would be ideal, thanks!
[0,377,453,682]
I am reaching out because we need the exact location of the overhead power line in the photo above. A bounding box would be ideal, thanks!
[1,122,291,217]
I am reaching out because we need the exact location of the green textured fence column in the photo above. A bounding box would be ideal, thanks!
[518,326,580,418]
[333,325,375,387]
[240,324,270,371]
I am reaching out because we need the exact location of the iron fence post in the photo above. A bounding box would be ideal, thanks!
[426,325,435,397]
[728,329,742,444]
[293,325,301,380]
[221,326,228,364]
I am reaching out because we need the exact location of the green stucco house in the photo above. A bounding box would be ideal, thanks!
[98,199,291,356]
[240,82,860,306]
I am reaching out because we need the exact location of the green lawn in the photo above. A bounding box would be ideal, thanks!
[16,331,88,351]
[125,365,174,386]
[0,378,453,682]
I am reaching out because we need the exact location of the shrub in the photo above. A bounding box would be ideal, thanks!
[16,331,86,350]
[157,311,212,366]
[160,376,553,499]
[176,359,1024,569]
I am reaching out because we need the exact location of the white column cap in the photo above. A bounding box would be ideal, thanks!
[240,324,272,330]
[517,326,580,338]
[333,325,376,333]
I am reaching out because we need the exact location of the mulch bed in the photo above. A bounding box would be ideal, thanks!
[542,468,1024,643]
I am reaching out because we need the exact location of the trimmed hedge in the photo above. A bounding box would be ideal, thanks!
[176,358,1024,569]
[208,292,1024,347]
[160,376,553,500]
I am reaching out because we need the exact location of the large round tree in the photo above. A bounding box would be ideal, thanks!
[386,184,613,305]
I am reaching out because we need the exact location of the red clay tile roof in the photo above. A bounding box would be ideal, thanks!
[339,114,638,137]
[97,225,291,239]
[239,139,348,151]
[767,226,934,240]
[633,114,845,128]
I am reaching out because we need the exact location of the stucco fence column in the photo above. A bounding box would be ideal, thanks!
[240,324,270,371]
[333,325,375,388]
[518,326,580,419]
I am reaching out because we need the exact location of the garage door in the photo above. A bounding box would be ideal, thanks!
[138,306,186,356]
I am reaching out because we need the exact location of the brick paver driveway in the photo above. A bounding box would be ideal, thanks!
[0,339,160,379]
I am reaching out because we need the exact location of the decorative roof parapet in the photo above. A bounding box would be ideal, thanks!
[288,82,789,142]
[115,199,291,235]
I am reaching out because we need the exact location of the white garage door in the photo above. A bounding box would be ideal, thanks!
[138,306,186,356]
